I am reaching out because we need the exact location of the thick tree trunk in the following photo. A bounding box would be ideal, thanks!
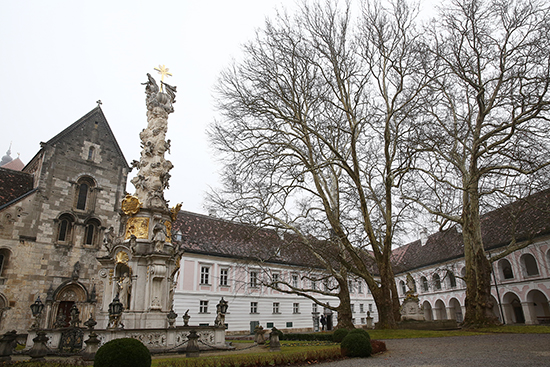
[462,188,500,327]
[335,292,355,330]
[371,262,400,329]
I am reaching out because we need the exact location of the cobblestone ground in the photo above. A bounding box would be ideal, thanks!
[319,334,550,367]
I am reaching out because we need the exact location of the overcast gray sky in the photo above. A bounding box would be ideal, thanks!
[1,0,437,216]
[0,0,295,214]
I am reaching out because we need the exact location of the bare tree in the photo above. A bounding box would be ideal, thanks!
[407,0,550,326]
[209,0,427,328]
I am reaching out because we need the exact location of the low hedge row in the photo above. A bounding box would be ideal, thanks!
[279,332,334,341]
[156,346,342,367]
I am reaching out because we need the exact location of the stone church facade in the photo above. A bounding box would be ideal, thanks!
[0,106,129,333]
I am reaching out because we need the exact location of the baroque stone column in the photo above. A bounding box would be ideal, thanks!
[97,72,183,330]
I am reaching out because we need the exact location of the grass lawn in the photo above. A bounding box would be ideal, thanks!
[368,324,550,339]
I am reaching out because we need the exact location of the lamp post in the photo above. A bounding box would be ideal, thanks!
[30,297,45,329]
[108,294,123,329]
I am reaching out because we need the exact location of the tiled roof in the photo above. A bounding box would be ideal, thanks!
[394,189,550,273]
[173,189,550,275]
[1,157,25,171]
[173,211,320,268]
[0,167,34,208]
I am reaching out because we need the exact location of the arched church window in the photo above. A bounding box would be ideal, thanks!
[75,177,95,211]
[57,214,74,244]
[83,219,101,247]
[498,259,514,280]
[433,273,441,290]
[520,253,539,277]
[0,249,10,279]
[421,276,429,292]
[400,280,406,295]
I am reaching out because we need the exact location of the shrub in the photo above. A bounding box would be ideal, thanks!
[348,328,371,340]
[332,328,350,343]
[340,332,372,358]
[371,339,387,354]
[94,338,151,367]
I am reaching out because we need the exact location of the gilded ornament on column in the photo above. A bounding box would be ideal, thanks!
[125,217,149,239]
[164,220,172,243]
[170,203,182,221]
[121,194,142,215]
[116,251,129,265]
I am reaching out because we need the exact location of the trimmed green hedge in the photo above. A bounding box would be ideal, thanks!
[340,333,372,358]
[94,338,151,367]
[280,333,333,341]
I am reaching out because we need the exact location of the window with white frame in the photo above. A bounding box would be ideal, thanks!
[311,280,317,290]
[199,300,208,313]
[348,280,354,293]
[292,274,299,288]
[272,302,280,314]
[272,273,279,288]
[312,303,318,313]
[368,304,373,312]
[293,303,299,314]
[220,268,228,286]
[360,304,364,313]
[351,304,355,313]
[200,266,210,285]
[250,302,258,313]
[358,280,363,293]
[250,271,258,287]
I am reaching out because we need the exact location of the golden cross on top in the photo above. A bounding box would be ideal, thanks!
[154,64,172,91]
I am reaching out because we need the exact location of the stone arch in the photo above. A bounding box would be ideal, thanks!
[83,217,102,247]
[498,258,514,280]
[50,282,88,328]
[0,247,13,278]
[434,299,447,320]
[502,292,524,324]
[0,293,8,330]
[433,273,442,290]
[399,280,406,296]
[420,276,429,292]
[449,297,463,323]
[74,175,97,212]
[526,289,550,324]
[520,253,540,277]
[422,300,433,321]
[446,271,457,289]
[55,212,76,245]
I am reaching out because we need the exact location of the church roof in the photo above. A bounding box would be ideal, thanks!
[393,189,550,273]
[25,106,129,171]
[0,167,35,209]
[1,157,25,171]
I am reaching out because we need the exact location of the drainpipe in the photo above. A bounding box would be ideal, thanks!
[490,262,505,324]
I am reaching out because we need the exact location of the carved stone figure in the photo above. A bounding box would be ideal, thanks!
[117,273,131,310]
[71,261,81,281]
[103,227,115,251]
[153,223,166,252]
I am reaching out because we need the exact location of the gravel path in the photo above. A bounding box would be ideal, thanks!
[318,334,550,367]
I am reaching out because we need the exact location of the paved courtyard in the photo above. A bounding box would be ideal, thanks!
[319,333,550,367]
